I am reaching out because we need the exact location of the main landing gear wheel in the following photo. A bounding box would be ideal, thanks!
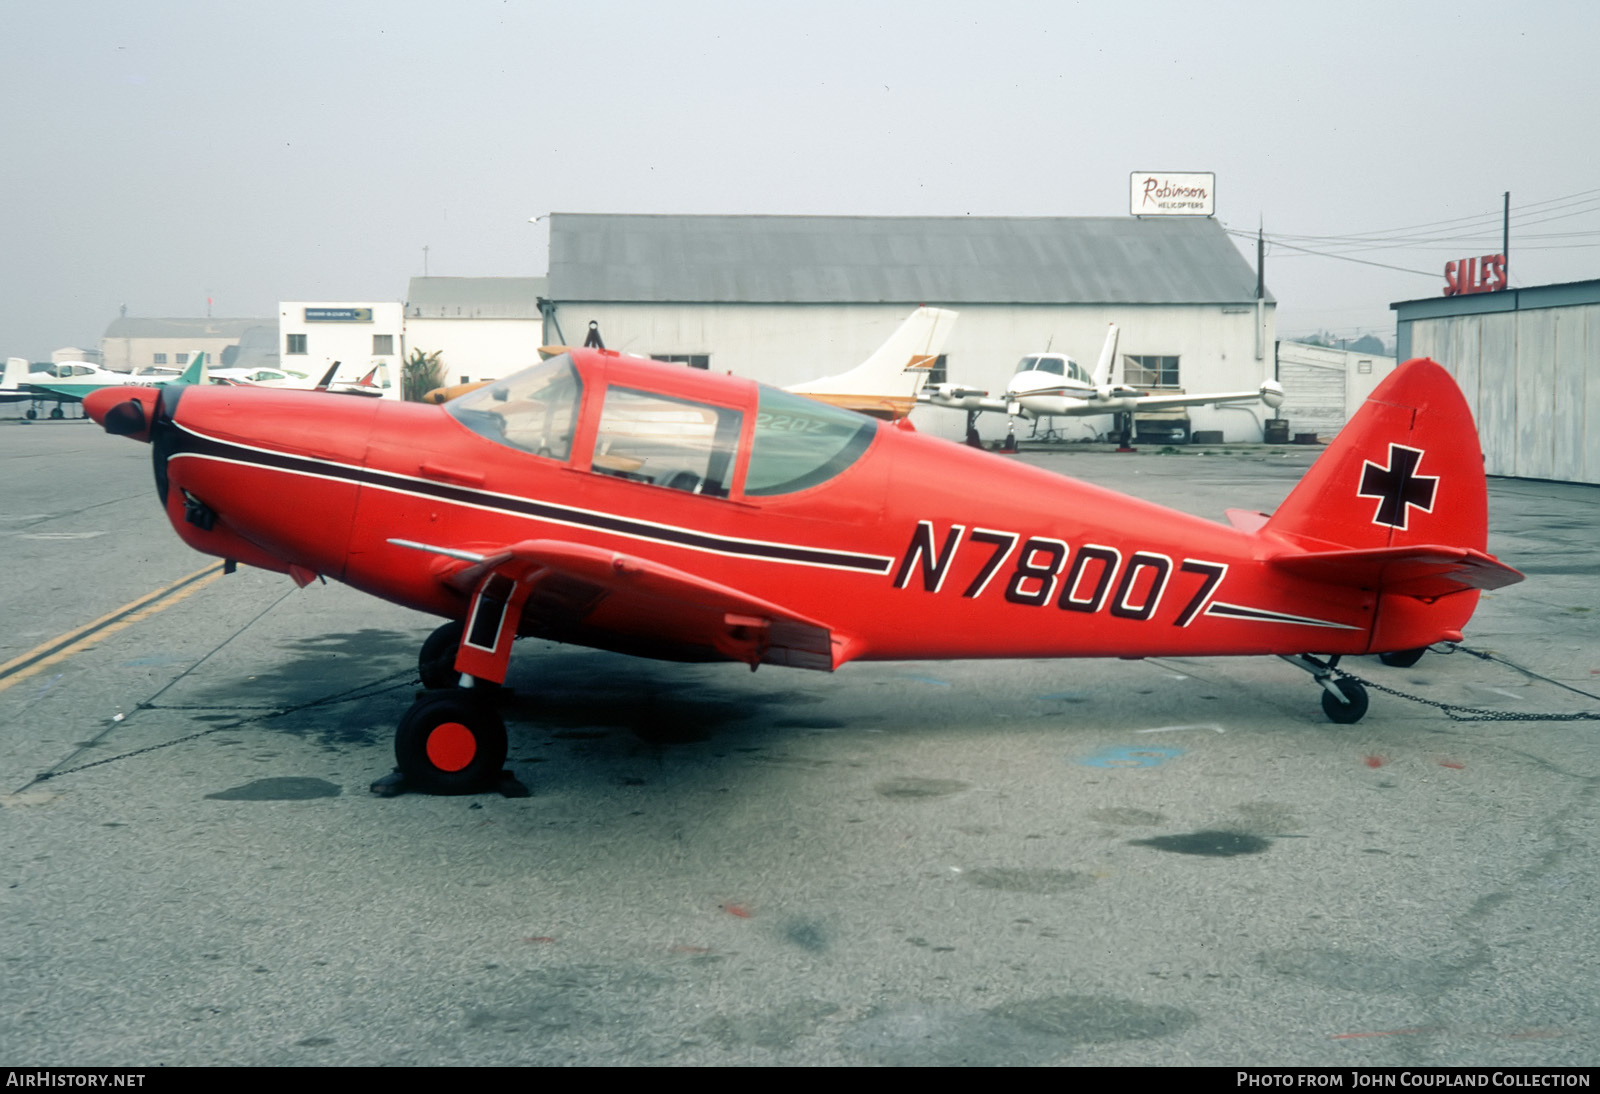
[418,619,465,689]
[1379,647,1427,668]
[1320,677,1369,724]
[394,689,508,795]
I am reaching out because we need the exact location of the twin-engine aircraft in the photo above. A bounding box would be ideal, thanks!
[919,323,1285,439]
[85,350,1520,794]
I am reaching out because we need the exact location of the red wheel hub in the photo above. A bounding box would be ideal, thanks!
[425,721,477,772]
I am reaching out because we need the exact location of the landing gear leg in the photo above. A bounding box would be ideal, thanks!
[1115,411,1136,452]
[1280,653,1369,724]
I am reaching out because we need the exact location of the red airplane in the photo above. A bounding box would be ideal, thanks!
[84,351,1521,794]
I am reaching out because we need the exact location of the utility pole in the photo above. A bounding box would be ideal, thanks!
[423,245,430,277]
[1255,220,1266,361]
[1503,191,1510,283]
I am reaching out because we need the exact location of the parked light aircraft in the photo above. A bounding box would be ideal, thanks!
[919,324,1284,441]
[421,306,958,418]
[85,351,1519,794]
[209,366,313,388]
[6,354,208,418]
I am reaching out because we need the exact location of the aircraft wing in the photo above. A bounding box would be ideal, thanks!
[917,387,1010,413]
[1106,381,1285,412]
[19,383,86,402]
[391,537,848,682]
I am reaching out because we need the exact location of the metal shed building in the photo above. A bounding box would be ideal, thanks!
[544,214,1277,442]
[1394,279,1600,485]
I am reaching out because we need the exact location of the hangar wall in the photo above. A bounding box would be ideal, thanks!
[551,301,1276,443]
[1396,281,1600,485]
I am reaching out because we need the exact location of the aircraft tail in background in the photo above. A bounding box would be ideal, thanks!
[3,357,29,391]
[787,307,959,419]
[1088,323,1121,388]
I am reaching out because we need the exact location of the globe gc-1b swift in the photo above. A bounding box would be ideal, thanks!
[85,350,1521,794]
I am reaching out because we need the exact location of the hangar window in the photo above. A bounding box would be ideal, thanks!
[286,334,307,355]
[1124,355,1180,389]
[591,387,742,497]
[446,355,583,462]
[153,353,168,365]
[176,353,189,365]
[373,334,394,355]
[744,386,877,497]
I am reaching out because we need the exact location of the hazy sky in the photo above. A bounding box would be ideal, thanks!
[4,0,1597,361]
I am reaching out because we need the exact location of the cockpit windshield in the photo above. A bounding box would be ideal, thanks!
[445,355,582,460]
[1015,355,1062,377]
[1014,355,1088,383]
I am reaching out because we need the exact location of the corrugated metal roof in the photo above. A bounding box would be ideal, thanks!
[548,214,1268,305]
[102,317,270,338]
[406,277,549,318]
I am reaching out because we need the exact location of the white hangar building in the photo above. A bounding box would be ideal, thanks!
[541,213,1278,442]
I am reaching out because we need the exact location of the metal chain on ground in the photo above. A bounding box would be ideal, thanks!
[1332,643,1600,722]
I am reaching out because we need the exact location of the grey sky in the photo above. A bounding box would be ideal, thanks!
[4,0,1597,361]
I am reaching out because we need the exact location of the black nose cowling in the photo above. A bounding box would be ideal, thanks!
[103,398,147,437]
[149,384,187,506]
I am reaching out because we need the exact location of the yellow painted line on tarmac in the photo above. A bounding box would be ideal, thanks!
[0,561,227,694]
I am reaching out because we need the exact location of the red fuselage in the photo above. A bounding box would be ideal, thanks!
[99,351,1419,667]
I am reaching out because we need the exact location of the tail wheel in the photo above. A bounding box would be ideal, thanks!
[1320,678,1369,724]
[1379,647,1427,668]
[395,690,507,794]
[418,619,466,689]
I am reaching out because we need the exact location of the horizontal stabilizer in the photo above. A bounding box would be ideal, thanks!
[1268,544,1524,598]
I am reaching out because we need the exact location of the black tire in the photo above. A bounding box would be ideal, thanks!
[49,407,63,419]
[418,619,465,690]
[1320,678,1369,724]
[25,409,37,420]
[395,690,507,794]
[1378,647,1426,668]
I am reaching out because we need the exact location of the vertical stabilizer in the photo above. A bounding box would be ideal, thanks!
[2,357,29,391]
[787,307,959,400]
[176,351,208,385]
[1264,358,1488,554]
[1089,323,1120,388]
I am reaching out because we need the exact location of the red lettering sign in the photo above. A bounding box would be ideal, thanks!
[1443,254,1507,296]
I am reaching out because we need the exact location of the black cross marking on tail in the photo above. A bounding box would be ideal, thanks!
[1358,443,1437,530]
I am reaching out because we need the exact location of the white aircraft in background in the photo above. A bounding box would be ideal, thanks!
[784,305,958,420]
[919,323,1284,441]
[423,306,959,418]
[5,353,209,418]
[209,366,314,388]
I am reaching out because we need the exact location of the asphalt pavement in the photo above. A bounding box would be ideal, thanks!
[2,416,1597,1067]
